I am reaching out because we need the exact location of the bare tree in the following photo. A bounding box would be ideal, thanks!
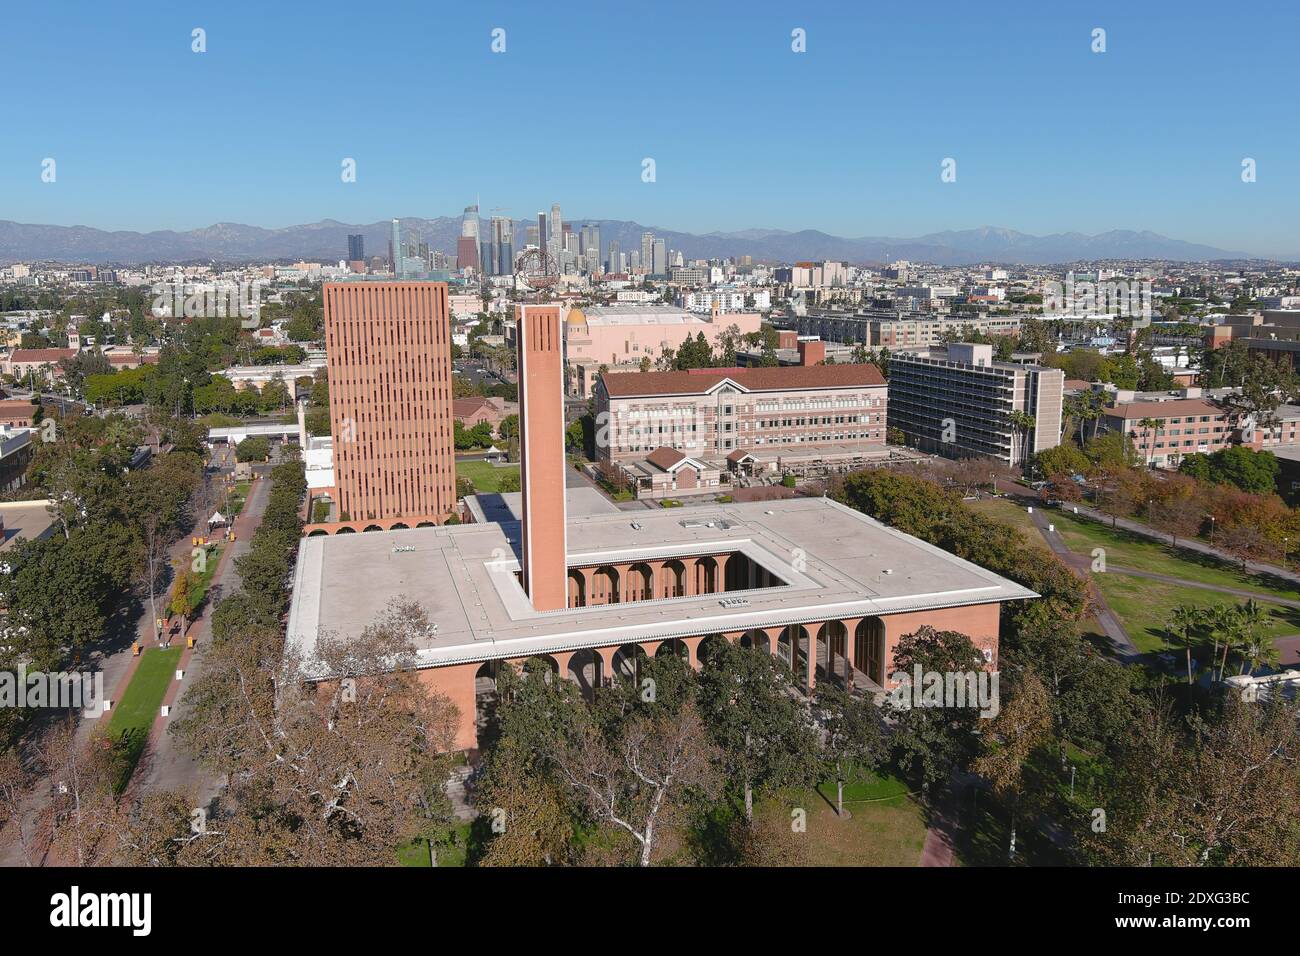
[553,702,720,866]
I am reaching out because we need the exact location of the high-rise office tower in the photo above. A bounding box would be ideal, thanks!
[549,203,562,247]
[389,219,402,276]
[607,239,620,274]
[480,239,495,276]
[641,232,654,274]
[516,303,567,612]
[537,212,548,271]
[652,238,668,277]
[492,216,514,275]
[457,204,480,273]
[347,234,365,262]
[323,281,456,522]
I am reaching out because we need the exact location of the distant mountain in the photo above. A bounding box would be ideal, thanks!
[0,217,1260,267]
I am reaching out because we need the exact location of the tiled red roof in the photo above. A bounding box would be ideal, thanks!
[646,447,688,471]
[9,348,76,363]
[107,352,158,365]
[601,363,885,398]
[1108,399,1224,420]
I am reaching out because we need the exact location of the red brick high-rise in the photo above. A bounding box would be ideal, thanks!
[323,281,456,523]
[516,304,567,611]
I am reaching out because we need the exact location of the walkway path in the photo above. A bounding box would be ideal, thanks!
[136,470,272,800]
[1024,505,1139,660]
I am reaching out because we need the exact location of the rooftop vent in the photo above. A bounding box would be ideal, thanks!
[719,597,750,608]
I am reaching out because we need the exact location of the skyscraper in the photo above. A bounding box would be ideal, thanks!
[492,216,514,275]
[652,238,668,277]
[457,205,480,273]
[537,212,548,272]
[607,239,620,274]
[347,234,364,262]
[323,281,456,522]
[389,218,402,276]
[641,232,654,275]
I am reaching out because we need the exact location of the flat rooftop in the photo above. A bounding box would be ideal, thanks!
[0,500,57,553]
[287,496,1036,673]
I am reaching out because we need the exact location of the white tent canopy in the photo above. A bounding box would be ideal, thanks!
[209,511,226,526]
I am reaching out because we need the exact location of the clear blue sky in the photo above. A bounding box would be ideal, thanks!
[3,0,1296,256]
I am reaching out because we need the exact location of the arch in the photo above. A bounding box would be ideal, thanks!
[390,522,409,530]
[522,654,560,683]
[855,618,886,687]
[416,521,437,528]
[817,620,848,685]
[655,638,688,661]
[592,566,620,605]
[566,648,602,699]
[697,634,727,666]
[567,569,587,608]
[474,661,500,742]
[695,555,718,595]
[661,559,685,599]
[363,524,383,532]
[740,628,769,653]
[612,644,648,685]
[781,625,810,687]
[307,528,328,537]
[335,525,357,534]
[625,563,653,602]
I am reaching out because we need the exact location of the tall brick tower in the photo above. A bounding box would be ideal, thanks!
[323,281,455,523]
[516,304,567,611]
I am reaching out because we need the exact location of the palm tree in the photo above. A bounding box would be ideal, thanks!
[1235,599,1272,677]
[1210,604,1244,683]
[1008,410,1036,475]
[1138,417,1161,467]
[1169,604,1203,684]
[1205,604,1237,683]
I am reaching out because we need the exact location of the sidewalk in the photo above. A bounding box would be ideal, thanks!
[136,473,272,800]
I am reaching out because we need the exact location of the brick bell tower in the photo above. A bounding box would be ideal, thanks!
[516,304,568,611]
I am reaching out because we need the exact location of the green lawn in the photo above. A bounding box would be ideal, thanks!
[1051,509,1300,602]
[397,822,473,867]
[1095,574,1300,655]
[188,543,222,610]
[456,460,520,494]
[756,773,928,866]
[965,497,1052,551]
[106,646,183,791]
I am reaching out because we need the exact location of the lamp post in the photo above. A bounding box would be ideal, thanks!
[1208,514,1215,544]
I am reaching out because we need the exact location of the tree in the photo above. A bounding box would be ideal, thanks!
[472,737,573,866]
[811,683,884,817]
[1137,417,1161,467]
[1168,604,1204,685]
[170,599,461,865]
[235,436,270,462]
[169,563,196,635]
[972,669,1052,861]
[697,641,819,822]
[552,702,720,866]
[887,626,988,798]
[1007,410,1035,473]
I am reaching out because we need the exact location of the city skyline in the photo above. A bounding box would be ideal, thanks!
[2,0,1296,257]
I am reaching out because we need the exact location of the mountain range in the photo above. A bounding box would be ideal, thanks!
[0,217,1263,267]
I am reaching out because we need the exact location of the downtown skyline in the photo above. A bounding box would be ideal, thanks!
[1,0,1297,257]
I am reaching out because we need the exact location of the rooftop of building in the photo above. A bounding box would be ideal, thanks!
[599,363,886,399]
[1103,398,1224,419]
[0,499,57,554]
[286,495,1037,674]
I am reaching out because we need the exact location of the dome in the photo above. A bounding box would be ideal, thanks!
[565,307,586,326]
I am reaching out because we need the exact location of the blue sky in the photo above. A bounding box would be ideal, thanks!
[3,0,1297,256]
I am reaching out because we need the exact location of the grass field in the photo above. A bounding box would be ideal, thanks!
[1095,574,1300,655]
[1050,510,1299,602]
[397,822,473,867]
[106,646,183,791]
[456,460,520,494]
[965,497,1052,551]
[758,772,928,866]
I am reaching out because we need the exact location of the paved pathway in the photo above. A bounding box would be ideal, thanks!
[136,472,272,801]
[1024,505,1140,660]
